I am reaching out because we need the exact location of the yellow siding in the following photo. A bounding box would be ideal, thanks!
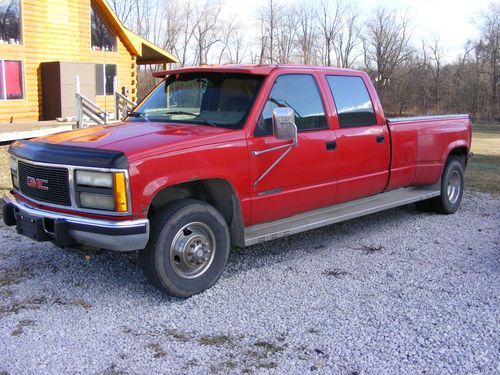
[0,0,137,122]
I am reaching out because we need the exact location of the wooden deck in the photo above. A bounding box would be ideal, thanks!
[0,121,76,143]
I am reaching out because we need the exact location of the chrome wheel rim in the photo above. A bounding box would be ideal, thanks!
[170,222,216,279]
[447,170,461,204]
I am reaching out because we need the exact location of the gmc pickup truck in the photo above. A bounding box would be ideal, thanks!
[3,65,472,297]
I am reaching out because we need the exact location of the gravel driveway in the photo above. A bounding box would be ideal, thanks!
[0,192,498,374]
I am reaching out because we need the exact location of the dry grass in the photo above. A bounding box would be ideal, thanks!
[0,145,10,197]
[466,123,500,195]
[470,122,500,156]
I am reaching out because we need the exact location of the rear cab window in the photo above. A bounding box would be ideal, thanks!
[326,75,377,128]
[255,74,328,136]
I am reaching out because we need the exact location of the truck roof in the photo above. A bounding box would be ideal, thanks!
[152,64,361,78]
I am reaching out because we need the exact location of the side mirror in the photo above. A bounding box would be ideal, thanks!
[272,107,298,143]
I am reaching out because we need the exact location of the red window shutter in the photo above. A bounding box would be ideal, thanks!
[5,61,23,99]
[0,61,4,99]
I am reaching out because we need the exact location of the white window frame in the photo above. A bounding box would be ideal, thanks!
[0,59,25,101]
[96,63,117,96]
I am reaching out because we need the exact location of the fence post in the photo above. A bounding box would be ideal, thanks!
[76,75,80,94]
[75,76,81,128]
[113,76,119,121]
[114,92,119,121]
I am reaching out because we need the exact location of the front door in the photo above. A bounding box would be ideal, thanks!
[247,73,338,225]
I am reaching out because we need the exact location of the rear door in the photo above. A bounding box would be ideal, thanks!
[247,72,338,225]
[324,74,390,203]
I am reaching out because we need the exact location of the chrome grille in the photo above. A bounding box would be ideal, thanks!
[18,161,71,206]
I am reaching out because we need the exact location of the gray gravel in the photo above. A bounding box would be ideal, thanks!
[0,192,499,374]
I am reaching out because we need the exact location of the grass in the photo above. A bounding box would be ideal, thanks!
[0,145,10,198]
[466,122,500,195]
[0,122,497,200]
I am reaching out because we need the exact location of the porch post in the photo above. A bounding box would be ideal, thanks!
[75,75,81,128]
[113,76,119,121]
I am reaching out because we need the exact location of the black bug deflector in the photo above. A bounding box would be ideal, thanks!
[9,140,129,169]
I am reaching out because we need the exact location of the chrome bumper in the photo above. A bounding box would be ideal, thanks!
[2,192,149,251]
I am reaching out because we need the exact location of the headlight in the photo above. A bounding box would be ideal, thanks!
[75,170,129,212]
[75,170,113,188]
[79,193,115,210]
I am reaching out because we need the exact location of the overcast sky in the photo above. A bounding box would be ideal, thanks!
[223,0,494,62]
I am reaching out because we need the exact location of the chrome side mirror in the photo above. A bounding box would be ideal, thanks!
[272,107,298,143]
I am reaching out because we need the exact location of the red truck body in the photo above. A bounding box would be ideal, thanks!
[3,64,472,296]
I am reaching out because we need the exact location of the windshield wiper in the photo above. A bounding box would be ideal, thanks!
[162,110,199,116]
[128,111,145,118]
[161,110,218,127]
[268,97,302,118]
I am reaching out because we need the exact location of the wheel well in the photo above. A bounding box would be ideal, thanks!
[148,179,245,247]
[447,147,468,166]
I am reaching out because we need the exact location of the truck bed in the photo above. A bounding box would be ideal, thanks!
[386,114,471,191]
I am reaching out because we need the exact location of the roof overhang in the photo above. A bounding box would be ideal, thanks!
[93,0,178,65]
[153,64,278,78]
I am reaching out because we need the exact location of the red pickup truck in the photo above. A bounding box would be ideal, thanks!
[3,65,472,297]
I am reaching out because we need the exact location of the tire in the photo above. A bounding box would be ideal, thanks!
[139,199,230,297]
[426,157,465,214]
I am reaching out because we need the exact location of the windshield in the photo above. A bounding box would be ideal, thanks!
[127,73,264,128]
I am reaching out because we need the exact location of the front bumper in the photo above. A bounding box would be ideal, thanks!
[2,192,149,251]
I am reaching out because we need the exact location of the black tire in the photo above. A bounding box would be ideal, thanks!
[139,199,230,297]
[429,157,465,214]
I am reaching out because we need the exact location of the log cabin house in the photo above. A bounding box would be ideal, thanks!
[0,0,177,123]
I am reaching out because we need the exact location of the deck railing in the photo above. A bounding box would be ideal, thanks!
[74,75,136,128]
[114,91,136,121]
[75,92,108,128]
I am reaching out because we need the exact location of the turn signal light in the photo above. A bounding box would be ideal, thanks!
[114,172,128,212]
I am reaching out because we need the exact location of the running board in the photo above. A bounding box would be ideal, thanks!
[244,185,441,246]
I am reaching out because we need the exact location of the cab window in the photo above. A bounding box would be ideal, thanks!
[255,74,327,136]
[326,75,377,127]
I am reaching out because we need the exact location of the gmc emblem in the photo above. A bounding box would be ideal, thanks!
[26,176,49,191]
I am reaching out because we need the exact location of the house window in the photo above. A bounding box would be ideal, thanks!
[96,64,116,95]
[91,3,117,51]
[0,60,24,100]
[0,0,22,45]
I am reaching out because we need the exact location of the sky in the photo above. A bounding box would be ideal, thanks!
[223,0,495,63]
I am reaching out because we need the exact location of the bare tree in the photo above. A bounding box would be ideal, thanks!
[334,4,360,68]
[425,35,446,111]
[257,0,283,63]
[296,4,317,65]
[193,2,222,65]
[175,2,198,67]
[220,26,249,64]
[318,0,343,66]
[218,18,237,64]
[109,0,498,120]
[276,7,297,63]
[363,7,412,94]
[476,2,500,119]
[257,13,268,64]
[108,0,135,28]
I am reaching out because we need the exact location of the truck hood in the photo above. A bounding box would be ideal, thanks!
[32,121,246,162]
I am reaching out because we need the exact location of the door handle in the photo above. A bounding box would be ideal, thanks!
[376,135,385,144]
[325,141,337,151]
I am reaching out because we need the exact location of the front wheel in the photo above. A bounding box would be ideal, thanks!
[139,200,230,297]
